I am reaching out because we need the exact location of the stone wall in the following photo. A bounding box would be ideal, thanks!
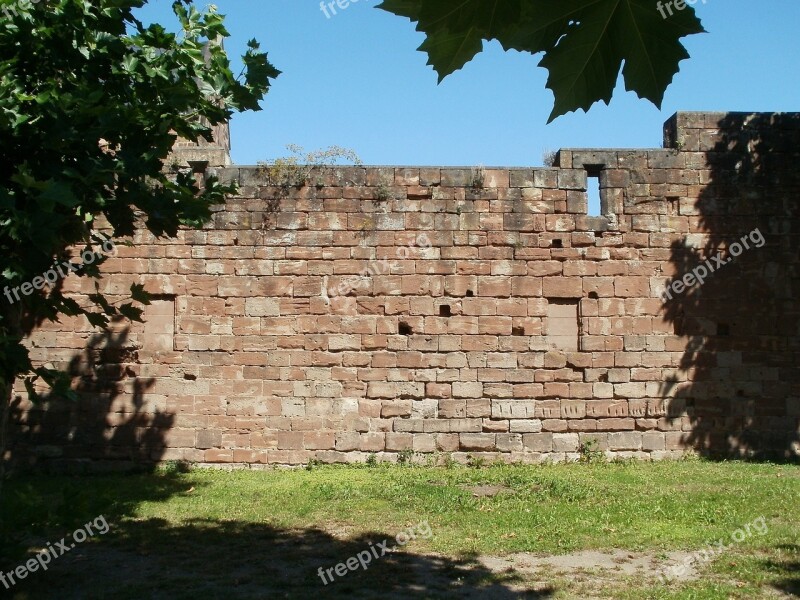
[9,112,800,470]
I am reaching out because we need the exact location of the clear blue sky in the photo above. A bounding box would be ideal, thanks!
[135,1,800,167]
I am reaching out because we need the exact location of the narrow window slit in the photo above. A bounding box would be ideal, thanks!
[585,164,603,217]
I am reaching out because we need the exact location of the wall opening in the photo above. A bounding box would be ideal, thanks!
[141,295,176,356]
[545,299,580,351]
[585,164,604,217]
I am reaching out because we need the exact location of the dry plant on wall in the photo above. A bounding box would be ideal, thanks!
[542,149,558,167]
[257,144,362,229]
[471,164,486,189]
[258,144,362,191]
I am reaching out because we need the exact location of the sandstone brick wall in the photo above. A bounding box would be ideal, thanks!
[9,112,800,469]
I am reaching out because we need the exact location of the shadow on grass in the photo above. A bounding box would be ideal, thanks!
[762,543,800,597]
[0,470,191,567]
[0,473,553,599]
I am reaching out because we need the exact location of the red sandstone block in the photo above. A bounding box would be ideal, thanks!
[608,432,641,451]
[568,419,598,431]
[427,383,451,398]
[233,449,268,464]
[381,401,412,418]
[542,382,569,398]
[333,432,359,451]
[545,215,576,232]
[277,432,304,450]
[523,433,553,452]
[435,334,460,352]
[461,336,498,352]
[534,400,561,418]
[641,431,666,451]
[614,382,647,397]
[461,299,496,316]
[459,433,496,451]
[385,432,413,451]
[503,213,546,232]
[204,449,234,463]
[509,383,542,398]
[541,419,568,432]
[446,419,482,433]
[452,382,483,399]
[561,401,586,419]
[478,316,512,335]
[477,276,511,297]
[251,432,279,449]
[509,276,542,297]
[439,399,467,418]
[614,277,650,297]
[357,433,384,452]
[466,398,491,418]
[543,277,582,297]
[304,431,335,450]
[409,434,435,453]
[433,433,457,452]
[367,382,398,399]
[599,418,636,431]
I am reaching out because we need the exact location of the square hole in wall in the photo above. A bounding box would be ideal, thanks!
[546,299,580,351]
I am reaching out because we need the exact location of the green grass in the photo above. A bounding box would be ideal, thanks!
[0,459,798,599]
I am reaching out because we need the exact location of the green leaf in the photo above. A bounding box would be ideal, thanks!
[378,0,704,120]
[418,28,484,83]
[39,181,80,210]
[0,0,276,395]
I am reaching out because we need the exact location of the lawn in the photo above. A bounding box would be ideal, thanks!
[0,458,797,599]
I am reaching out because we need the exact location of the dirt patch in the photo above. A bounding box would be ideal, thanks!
[460,484,515,498]
[479,548,699,581]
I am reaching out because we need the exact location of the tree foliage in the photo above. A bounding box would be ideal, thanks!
[378,0,705,121]
[0,0,278,400]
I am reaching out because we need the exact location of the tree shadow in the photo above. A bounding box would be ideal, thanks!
[760,543,800,597]
[0,476,555,598]
[660,113,800,461]
[6,324,172,474]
